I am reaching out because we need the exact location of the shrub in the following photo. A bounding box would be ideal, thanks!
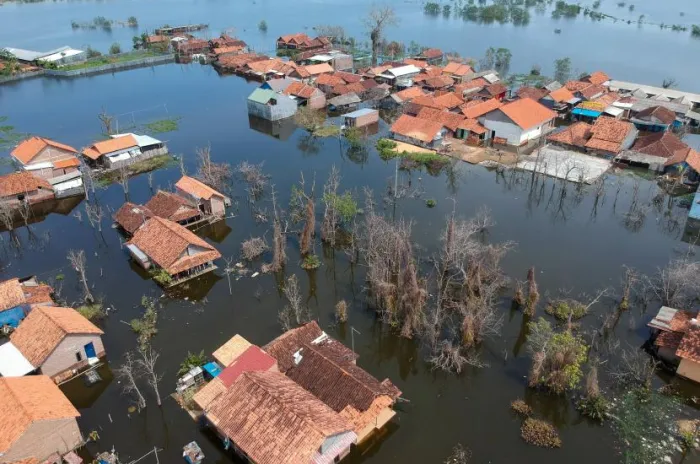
[241,237,268,260]
[301,254,321,269]
[545,299,588,321]
[335,300,348,322]
[323,191,358,223]
[258,20,268,32]
[86,47,102,59]
[109,43,121,55]
[577,394,609,421]
[693,25,700,37]
[178,350,207,376]
[521,419,561,448]
[510,399,533,417]
[424,2,440,15]
[426,199,437,208]
[344,126,364,148]
[76,303,105,321]
[376,138,398,159]
[127,16,138,27]
[150,268,172,285]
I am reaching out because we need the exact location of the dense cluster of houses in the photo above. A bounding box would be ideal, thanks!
[180,321,401,463]
[0,277,107,463]
[1,133,168,209]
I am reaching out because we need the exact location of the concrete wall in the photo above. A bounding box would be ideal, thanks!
[308,93,327,109]
[24,147,77,180]
[0,418,82,463]
[247,99,297,121]
[207,197,226,217]
[392,132,444,149]
[481,111,553,146]
[678,358,700,383]
[40,333,105,379]
[45,54,175,78]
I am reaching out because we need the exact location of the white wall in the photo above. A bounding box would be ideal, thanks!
[480,111,552,146]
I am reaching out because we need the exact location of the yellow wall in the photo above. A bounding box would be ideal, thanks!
[678,358,700,383]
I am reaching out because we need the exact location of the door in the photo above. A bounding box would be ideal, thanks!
[84,342,97,359]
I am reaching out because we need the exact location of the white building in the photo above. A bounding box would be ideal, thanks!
[479,98,557,146]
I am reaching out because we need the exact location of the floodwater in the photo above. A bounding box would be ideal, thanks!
[0,2,700,463]
[1,0,700,89]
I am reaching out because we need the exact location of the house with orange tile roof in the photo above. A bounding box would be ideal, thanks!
[0,276,54,329]
[283,81,327,109]
[540,86,579,114]
[546,121,592,151]
[126,216,221,286]
[422,75,455,91]
[418,48,444,66]
[144,190,202,225]
[478,98,557,146]
[4,306,105,382]
[646,306,700,383]
[0,376,81,462]
[390,114,447,149]
[582,71,610,86]
[584,116,637,157]
[10,137,85,198]
[442,62,474,82]
[0,171,55,207]
[81,135,139,168]
[276,33,331,52]
[175,175,228,218]
[617,131,700,177]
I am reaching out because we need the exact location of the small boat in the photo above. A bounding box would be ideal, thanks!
[183,441,204,464]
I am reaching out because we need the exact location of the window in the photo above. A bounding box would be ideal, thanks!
[75,352,83,362]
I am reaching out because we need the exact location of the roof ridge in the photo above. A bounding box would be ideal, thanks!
[302,342,377,396]
[151,216,212,248]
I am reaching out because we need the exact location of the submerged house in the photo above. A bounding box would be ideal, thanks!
[478,98,556,146]
[583,116,637,158]
[283,81,326,109]
[264,321,402,443]
[126,216,221,286]
[145,191,202,226]
[546,121,593,152]
[113,202,153,235]
[539,86,578,115]
[0,276,54,330]
[247,88,298,121]
[390,114,447,149]
[175,176,228,218]
[647,307,700,383]
[630,105,677,132]
[376,65,421,88]
[204,370,357,463]
[82,134,167,169]
[344,108,380,129]
[10,137,84,198]
[0,171,54,207]
[616,131,697,173]
[276,33,330,52]
[3,306,105,382]
[0,376,81,463]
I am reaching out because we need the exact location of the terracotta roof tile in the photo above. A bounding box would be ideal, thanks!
[334,71,363,83]
[433,92,463,109]
[393,86,425,102]
[421,48,443,59]
[454,77,488,94]
[10,306,103,366]
[217,53,268,70]
[212,45,245,56]
[0,171,53,197]
[402,58,428,69]
[11,137,78,165]
[655,330,684,349]
[144,191,200,223]
[497,98,557,130]
[424,75,455,89]
[0,278,53,311]
[565,80,592,92]
[175,175,224,201]
[264,321,357,372]
[193,377,226,410]
[677,326,700,363]
[635,105,676,125]
[548,86,576,103]
[284,81,320,99]
[483,83,507,96]
[461,98,503,119]
[218,345,277,388]
[316,73,345,87]
[390,114,445,143]
[23,283,54,306]
[82,135,137,160]
[0,376,79,453]
[206,370,354,464]
[585,116,635,154]
[113,202,153,234]
[517,86,549,101]
[304,63,334,75]
[547,122,592,147]
[443,62,473,76]
[416,107,465,132]
[457,118,486,135]
[126,217,220,275]
[53,157,81,169]
[580,84,606,100]
[593,92,620,107]
[585,71,610,86]
[213,334,252,366]
[632,131,690,160]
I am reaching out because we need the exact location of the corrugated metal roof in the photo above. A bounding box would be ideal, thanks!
[648,306,679,331]
[248,88,277,104]
[345,108,377,118]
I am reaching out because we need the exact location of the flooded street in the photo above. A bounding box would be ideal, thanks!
[1,0,700,461]
[0,63,698,462]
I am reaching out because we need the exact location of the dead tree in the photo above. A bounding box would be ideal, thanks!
[524,267,539,316]
[363,5,398,66]
[279,274,309,330]
[263,187,287,273]
[116,165,130,196]
[98,108,114,135]
[85,202,105,232]
[0,202,15,232]
[137,346,163,406]
[16,201,31,227]
[236,161,268,200]
[321,165,340,245]
[195,144,231,193]
[291,174,316,256]
[645,258,700,308]
[241,237,268,260]
[67,249,94,303]
[116,351,146,410]
[619,265,638,311]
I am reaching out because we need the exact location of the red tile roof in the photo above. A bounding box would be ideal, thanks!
[454,78,488,94]
[416,107,465,132]
[334,71,363,83]
[548,86,576,103]
[126,217,221,275]
[393,86,425,102]
[284,81,320,99]
[218,345,277,388]
[390,114,445,143]
[677,326,700,363]
[175,175,225,200]
[11,137,78,165]
[461,98,503,119]
[144,190,200,223]
[547,122,592,147]
[113,202,153,235]
[53,157,80,169]
[517,86,548,101]
[0,171,53,197]
[580,84,606,100]
[304,63,334,76]
[482,83,507,97]
[443,61,473,76]
[206,370,354,464]
[632,131,690,160]
[316,73,345,87]
[433,92,463,109]
[0,278,52,312]
[457,118,486,135]
[421,48,443,59]
[655,330,684,349]
[585,116,635,154]
[424,75,455,89]
[565,80,592,92]
[497,98,556,129]
[585,71,610,86]
[635,105,676,125]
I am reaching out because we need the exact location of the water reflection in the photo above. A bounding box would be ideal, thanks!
[61,363,115,409]
[247,114,296,141]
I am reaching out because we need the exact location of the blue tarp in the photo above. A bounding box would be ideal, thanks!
[689,192,700,221]
[572,108,602,118]
[203,361,222,378]
[0,305,29,328]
